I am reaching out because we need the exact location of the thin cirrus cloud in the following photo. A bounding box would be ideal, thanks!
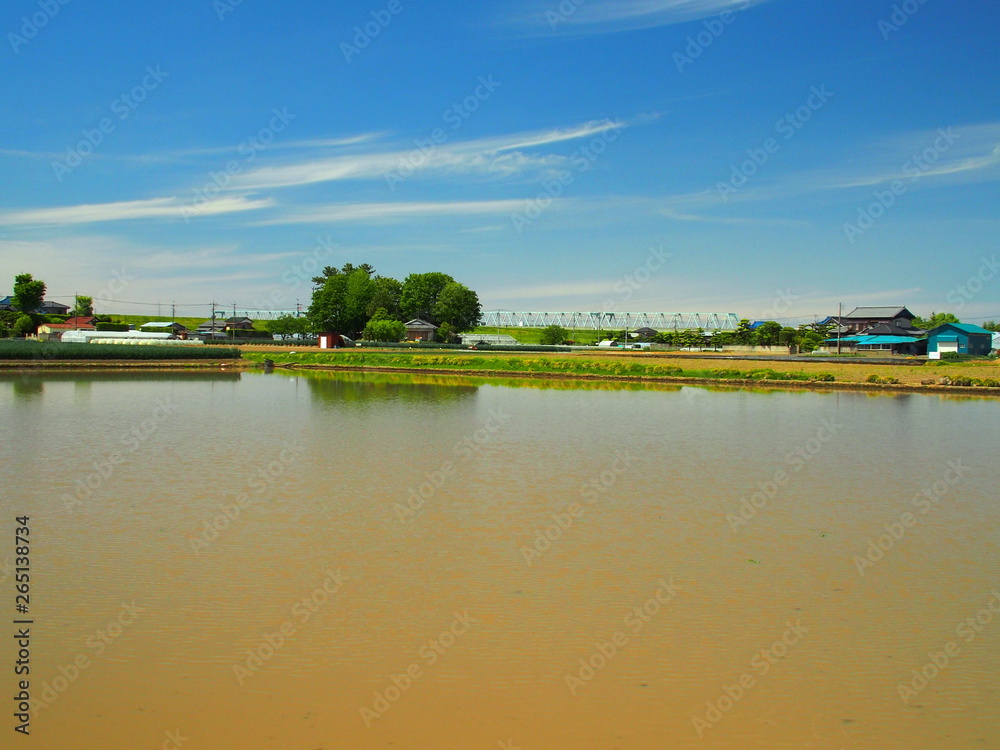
[0,195,273,228]
[656,122,1000,222]
[0,133,388,163]
[231,120,624,191]
[257,200,530,225]
[514,0,776,36]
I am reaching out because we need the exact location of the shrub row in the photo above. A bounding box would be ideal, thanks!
[239,338,319,346]
[709,368,835,382]
[866,374,901,385]
[940,352,993,361]
[0,340,242,360]
[940,376,1000,387]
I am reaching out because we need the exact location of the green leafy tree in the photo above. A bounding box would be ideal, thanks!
[12,314,36,337]
[311,262,375,288]
[809,320,836,338]
[733,319,755,345]
[268,314,309,339]
[12,273,45,313]
[72,295,94,317]
[0,310,20,333]
[982,320,999,332]
[362,318,406,342]
[679,328,705,348]
[400,272,454,322]
[913,311,960,330]
[433,282,481,332]
[707,329,730,348]
[753,321,782,347]
[434,322,459,343]
[367,276,403,319]
[307,267,374,335]
[308,272,347,332]
[792,324,826,352]
[540,325,569,345]
[342,268,375,334]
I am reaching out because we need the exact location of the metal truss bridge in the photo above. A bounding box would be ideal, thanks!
[218,309,304,321]
[225,309,741,331]
[480,311,740,331]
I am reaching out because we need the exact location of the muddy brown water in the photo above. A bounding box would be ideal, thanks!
[1,370,997,749]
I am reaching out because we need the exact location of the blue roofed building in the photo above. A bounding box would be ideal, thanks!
[854,335,927,355]
[926,323,994,359]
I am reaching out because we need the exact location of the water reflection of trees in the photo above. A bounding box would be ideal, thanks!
[280,368,696,398]
[0,371,241,385]
[9,378,44,399]
[296,369,479,405]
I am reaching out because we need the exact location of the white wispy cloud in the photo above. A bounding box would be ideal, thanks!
[0,148,68,160]
[513,0,775,37]
[0,195,273,227]
[825,123,1000,189]
[232,120,624,190]
[257,200,528,225]
[657,122,1000,223]
[138,132,390,162]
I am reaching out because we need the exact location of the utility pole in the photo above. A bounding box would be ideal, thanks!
[171,302,175,320]
[837,302,842,355]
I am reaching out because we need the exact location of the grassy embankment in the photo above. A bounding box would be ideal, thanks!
[245,349,833,382]
[100,314,210,331]
[105,314,285,333]
[241,349,1000,389]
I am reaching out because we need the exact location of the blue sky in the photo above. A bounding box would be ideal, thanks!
[1,0,998,323]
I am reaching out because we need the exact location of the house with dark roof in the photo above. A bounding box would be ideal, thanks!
[926,323,994,359]
[858,322,923,337]
[197,317,253,332]
[141,321,188,333]
[0,296,70,315]
[39,300,71,315]
[839,306,916,333]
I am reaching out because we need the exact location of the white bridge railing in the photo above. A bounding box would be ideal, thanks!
[479,311,741,331]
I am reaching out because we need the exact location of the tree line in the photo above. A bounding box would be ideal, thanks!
[0,274,98,338]
[539,319,837,351]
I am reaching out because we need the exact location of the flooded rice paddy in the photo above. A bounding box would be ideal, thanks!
[1,369,997,749]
